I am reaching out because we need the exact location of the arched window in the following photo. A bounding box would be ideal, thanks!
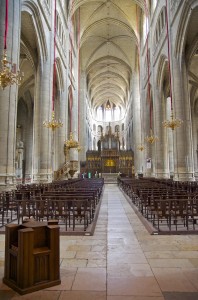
[114,106,120,121]
[97,106,103,121]
[105,109,111,122]
[98,125,103,134]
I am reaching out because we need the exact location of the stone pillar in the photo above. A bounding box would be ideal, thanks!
[172,58,195,181]
[132,71,143,175]
[69,52,80,168]
[192,106,198,179]
[78,72,87,161]
[182,60,195,179]
[70,97,78,162]
[15,141,24,180]
[32,60,53,183]
[145,143,153,177]
[54,84,68,172]
[0,0,21,190]
[154,89,170,178]
[24,93,33,184]
[142,92,152,177]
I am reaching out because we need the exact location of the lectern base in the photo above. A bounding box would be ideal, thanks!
[3,278,61,295]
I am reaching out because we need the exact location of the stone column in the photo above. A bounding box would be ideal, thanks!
[15,141,24,180]
[33,56,53,183]
[67,52,79,177]
[70,53,80,166]
[132,71,143,175]
[70,96,78,162]
[192,106,198,179]
[0,0,21,190]
[154,88,170,178]
[182,60,195,179]
[172,58,195,181]
[77,72,86,163]
[142,92,152,177]
[55,86,68,170]
[33,41,54,182]
[24,91,33,183]
[31,4,56,183]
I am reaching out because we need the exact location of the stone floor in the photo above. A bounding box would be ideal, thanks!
[0,184,198,299]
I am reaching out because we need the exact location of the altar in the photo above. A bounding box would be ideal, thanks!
[84,125,133,176]
[101,173,119,184]
[85,149,133,175]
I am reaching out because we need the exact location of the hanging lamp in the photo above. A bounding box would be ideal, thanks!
[145,129,158,144]
[162,0,183,130]
[43,0,63,130]
[137,144,145,151]
[0,0,24,89]
[162,110,183,130]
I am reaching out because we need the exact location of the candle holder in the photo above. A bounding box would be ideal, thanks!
[43,111,63,131]
[162,110,183,130]
[145,129,158,144]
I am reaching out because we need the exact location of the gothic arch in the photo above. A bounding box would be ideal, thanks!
[155,55,170,128]
[175,0,198,64]
[22,0,48,64]
[156,55,168,91]
[55,58,65,92]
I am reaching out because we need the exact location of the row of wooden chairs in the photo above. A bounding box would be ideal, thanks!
[118,177,198,232]
[17,198,92,231]
[0,178,104,231]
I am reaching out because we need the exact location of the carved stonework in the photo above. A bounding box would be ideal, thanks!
[171,0,181,17]
[56,36,67,63]
[38,0,51,30]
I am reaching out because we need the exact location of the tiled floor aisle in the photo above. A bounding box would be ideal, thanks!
[0,184,198,299]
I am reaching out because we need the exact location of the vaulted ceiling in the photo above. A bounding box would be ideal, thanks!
[70,0,146,115]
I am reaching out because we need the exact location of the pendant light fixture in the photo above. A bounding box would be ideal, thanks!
[0,0,24,89]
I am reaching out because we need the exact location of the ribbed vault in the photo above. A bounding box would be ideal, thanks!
[70,0,147,117]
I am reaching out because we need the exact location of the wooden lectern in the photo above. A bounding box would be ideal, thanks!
[3,220,61,294]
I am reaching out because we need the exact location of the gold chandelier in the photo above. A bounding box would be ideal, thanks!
[65,132,81,151]
[137,144,145,151]
[162,110,183,130]
[0,49,23,90]
[0,0,24,90]
[43,111,63,131]
[145,129,158,144]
